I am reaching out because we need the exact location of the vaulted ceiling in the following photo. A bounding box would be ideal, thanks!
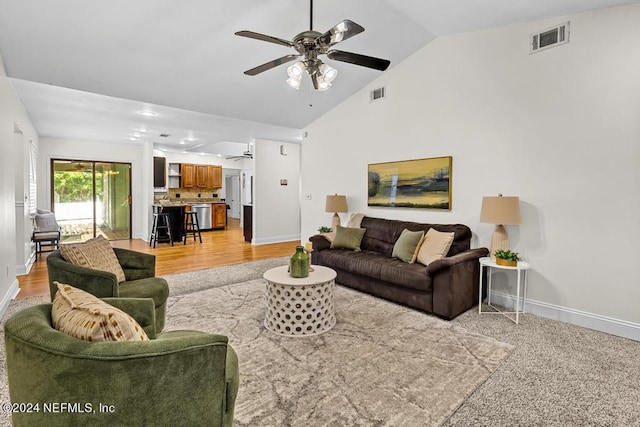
[1,0,637,156]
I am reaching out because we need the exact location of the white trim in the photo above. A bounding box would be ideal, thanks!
[252,234,301,245]
[0,279,21,320]
[489,291,640,342]
[16,252,36,276]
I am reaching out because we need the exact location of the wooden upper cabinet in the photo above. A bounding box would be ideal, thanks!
[181,163,196,188]
[206,165,215,189]
[211,165,222,188]
[196,164,207,188]
[178,162,221,189]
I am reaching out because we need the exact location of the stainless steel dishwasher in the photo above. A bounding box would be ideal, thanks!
[190,204,212,230]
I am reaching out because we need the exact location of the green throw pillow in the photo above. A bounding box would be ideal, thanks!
[392,229,425,263]
[330,225,366,251]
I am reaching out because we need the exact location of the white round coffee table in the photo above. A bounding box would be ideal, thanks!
[263,265,337,337]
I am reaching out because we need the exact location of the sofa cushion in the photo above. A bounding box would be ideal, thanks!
[359,216,472,257]
[330,225,366,251]
[392,229,425,263]
[51,282,149,342]
[60,235,126,283]
[316,249,431,292]
[416,228,455,266]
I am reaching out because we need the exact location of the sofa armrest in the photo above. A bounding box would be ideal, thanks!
[114,247,156,281]
[427,248,489,275]
[47,252,119,301]
[310,234,331,251]
[102,297,157,339]
[427,247,489,320]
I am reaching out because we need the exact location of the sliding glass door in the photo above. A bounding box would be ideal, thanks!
[51,159,131,242]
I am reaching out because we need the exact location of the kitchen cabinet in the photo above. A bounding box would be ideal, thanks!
[153,157,166,188]
[196,164,207,188]
[212,203,226,229]
[166,162,222,189]
[168,163,181,188]
[243,205,252,242]
[211,165,222,188]
[181,163,196,188]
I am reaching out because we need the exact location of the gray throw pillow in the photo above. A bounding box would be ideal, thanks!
[330,225,366,251]
[392,229,425,263]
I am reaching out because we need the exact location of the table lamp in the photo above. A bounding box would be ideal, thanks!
[480,194,521,257]
[325,194,348,231]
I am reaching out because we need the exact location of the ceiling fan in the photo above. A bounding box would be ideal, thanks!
[235,0,390,91]
[226,143,254,161]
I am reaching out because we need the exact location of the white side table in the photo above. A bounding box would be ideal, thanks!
[478,257,531,324]
[263,265,337,337]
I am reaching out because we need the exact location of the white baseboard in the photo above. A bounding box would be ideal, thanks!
[252,234,301,245]
[488,291,640,342]
[0,279,21,320]
[16,252,36,276]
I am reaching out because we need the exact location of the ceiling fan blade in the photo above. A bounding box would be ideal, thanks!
[243,54,301,76]
[317,20,365,46]
[235,30,294,48]
[327,50,390,71]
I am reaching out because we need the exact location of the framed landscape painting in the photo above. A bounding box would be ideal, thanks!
[367,156,452,210]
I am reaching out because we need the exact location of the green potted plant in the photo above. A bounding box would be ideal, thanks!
[318,226,333,233]
[494,249,520,267]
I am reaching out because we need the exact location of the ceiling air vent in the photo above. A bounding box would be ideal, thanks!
[159,133,170,138]
[370,86,386,103]
[530,21,569,54]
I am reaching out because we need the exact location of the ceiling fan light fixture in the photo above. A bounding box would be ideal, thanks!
[287,62,304,78]
[319,63,337,82]
[286,76,302,90]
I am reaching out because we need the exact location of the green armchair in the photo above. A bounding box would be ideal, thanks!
[47,248,169,332]
[4,298,239,427]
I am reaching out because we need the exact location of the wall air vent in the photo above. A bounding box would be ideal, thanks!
[370,86,386,103]
[530,21,569,54]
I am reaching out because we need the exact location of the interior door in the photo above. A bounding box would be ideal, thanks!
[228,175,241,219]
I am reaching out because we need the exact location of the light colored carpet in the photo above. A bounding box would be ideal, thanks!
[0,258,512,426]
[167,279,512,426]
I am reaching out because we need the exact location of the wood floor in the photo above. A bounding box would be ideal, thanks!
[17,219,299,299]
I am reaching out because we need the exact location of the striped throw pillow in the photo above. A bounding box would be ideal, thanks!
[52,282,149,342]
[60,235,126,283]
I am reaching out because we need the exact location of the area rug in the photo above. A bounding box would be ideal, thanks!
[167,279,513,426]
[0,260,514,426]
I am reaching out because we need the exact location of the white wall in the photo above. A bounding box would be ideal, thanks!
[0,53,39,314]
[301,4,640,339]
[38,137,153,240]
[254,139,301,244]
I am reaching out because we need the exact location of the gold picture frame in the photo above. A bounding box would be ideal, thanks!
[367,156,452,210]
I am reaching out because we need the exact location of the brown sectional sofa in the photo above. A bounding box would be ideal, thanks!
[310,216,489,320]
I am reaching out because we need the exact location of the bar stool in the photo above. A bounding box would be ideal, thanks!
[183,211,202,244]
[149,208,173,248]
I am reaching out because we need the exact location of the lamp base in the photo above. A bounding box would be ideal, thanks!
[331,213,341,231]
[489,224,509,258]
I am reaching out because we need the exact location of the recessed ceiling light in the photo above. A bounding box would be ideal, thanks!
[217,154,222,157]
[131,133,143,138]
[136,127,151,133]
[179,140,186,145]
[138,110,157,117]
[128,137,138,141]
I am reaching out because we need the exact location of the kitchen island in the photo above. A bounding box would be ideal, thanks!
[152,204,186,242]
